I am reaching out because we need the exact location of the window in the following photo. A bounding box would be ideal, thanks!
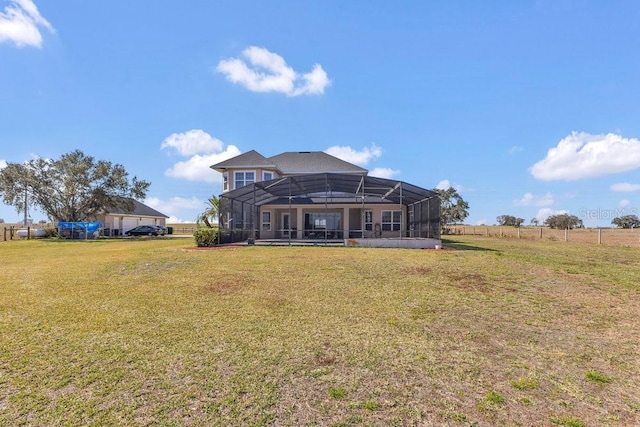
[364,210,373,231]
[234,171,255,189]
[263,171,274,181]
[223,172,229,191]
[262,211,271,231]
[381,210,401,231]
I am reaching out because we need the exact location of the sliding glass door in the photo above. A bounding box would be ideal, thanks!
[304,212,342,239]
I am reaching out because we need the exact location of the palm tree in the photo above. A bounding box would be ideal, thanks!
[197,196,219,228]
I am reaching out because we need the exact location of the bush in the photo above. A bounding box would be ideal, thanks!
[193,227,218,247]
[43,228,58,238]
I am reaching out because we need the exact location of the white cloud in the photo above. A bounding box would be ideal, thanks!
[619,199,631,208]
[145,196,205,223]
[610,182,640,192]
[325,144,382,166]
[161,129,241,182]
[530,131,640,181]
[0,0,54,48]
[0,159,7,169]
[161,129,224,156]
[164,148,241,183]
[435,179,465,192]
[217,46,331,96]
[513,192,554,207]
[369,167,400,179]
[509,146,524,154]
[435,180,451,190]
[534,208,568,223]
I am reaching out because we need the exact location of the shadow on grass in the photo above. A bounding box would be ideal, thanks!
[441,238,498,252]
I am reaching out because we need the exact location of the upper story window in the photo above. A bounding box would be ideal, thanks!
[223,172,229,191]
[263,171,274,181]
[234,171,255,189]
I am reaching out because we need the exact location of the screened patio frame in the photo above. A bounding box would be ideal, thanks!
[218,173,440,244]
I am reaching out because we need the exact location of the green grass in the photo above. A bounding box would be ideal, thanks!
[1,235,639,426]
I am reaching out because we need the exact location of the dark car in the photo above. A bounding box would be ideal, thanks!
[125,225,161,236]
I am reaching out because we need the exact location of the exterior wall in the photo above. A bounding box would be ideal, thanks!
[256,203,407,239]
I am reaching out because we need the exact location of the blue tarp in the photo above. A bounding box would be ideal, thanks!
[57,222,102,239]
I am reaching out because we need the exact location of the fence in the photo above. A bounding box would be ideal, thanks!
[448,226,640,247]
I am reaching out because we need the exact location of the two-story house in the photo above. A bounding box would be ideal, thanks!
[211,150,440,246]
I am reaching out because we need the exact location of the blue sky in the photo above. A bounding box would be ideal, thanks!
[2,1,640,226]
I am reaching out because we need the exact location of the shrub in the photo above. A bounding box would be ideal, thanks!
[43,228,58,238]
[193,227,218,247]
[585,370,612,384]
[486,390,505,404]
[328,387,347,399]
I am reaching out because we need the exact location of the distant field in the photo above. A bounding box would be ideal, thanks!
[1,236,639,426]
[449,225,640,247]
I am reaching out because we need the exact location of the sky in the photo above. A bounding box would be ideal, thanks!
[1,1,640,226]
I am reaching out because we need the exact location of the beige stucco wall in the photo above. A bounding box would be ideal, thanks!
[257,203,408,239]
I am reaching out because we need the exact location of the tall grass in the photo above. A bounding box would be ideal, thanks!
[1,236,638,425]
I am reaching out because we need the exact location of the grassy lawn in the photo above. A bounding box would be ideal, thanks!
[1,236,639,426]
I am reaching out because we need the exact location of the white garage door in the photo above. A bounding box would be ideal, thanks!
[122,218,138,233]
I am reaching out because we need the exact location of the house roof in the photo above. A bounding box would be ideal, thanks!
[211,150,277,171]
[268,152,368,175]
[106,199,169,218]
[210,150,368,175]
[219,173,438,207]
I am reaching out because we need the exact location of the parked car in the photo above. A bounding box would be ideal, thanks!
[154,225,167,236]
[125,225,162,236]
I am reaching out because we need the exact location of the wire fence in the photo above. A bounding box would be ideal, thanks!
[447,226,640,247]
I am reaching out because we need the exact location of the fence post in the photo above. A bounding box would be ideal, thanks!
[565,228,568,242]
[598,228,602,245]
[517,227,521,239]
[539,227,542,239]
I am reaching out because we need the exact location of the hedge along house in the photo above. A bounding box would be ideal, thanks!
[211,151,441,247]
[96,198,169,236]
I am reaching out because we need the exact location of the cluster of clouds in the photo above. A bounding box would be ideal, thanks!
[521,131,640,223]
[324,144,399,179]
[217,46,331,97]
[161,130,240,183]
[0,0,53,48]
[530,131,640,181]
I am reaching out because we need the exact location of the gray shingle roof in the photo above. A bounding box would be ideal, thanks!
[211,150,277,171]
[106,199,169,218]
[268,152,367,175]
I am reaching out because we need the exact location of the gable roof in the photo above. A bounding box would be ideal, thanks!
[106,199,169,218]
[268,152,368,175]
[211,150,277,171]
[211,150,368,175]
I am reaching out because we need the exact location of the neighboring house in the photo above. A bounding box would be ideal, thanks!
[96,198,169,236]
[211,151,440,244]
